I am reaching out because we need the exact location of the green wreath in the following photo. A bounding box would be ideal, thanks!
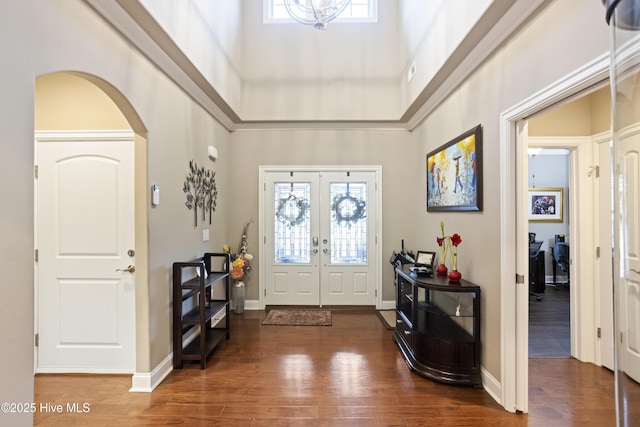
[276,194,309,227]
[331,193,366,224]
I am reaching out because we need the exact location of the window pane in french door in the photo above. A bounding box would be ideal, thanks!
[330,181,367,264]
[274,182,311,264]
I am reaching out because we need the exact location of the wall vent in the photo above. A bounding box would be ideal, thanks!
[407,62,416,83]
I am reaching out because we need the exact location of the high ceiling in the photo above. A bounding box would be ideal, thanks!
[83,0,548,130]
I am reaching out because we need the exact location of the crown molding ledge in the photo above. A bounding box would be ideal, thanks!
[231,120,410,132]
[82,0,238,130]
[404,0,551,131]
[82,0,550,133]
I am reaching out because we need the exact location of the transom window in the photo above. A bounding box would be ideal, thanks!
[264,0,378,24]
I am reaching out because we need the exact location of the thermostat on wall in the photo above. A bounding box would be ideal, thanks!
[152,184,160,206]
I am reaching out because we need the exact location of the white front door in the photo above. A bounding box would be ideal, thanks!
[263,167,379,307]
[264,171,321,306]
[36,131,136,373]
[618,127,640,383]
[319,171,377,306]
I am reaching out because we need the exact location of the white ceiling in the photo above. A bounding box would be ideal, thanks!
[82,0,548,130]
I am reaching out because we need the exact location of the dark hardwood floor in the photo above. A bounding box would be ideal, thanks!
[34,309,625,426]
[529,284,570,358]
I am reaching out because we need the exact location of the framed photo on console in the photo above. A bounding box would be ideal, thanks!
[410,250,436,275]
[415,251,435,268]
[426,124,483,212]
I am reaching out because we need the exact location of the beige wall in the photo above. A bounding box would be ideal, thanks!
[406,0,609,381]
[529,95,594,136]
[229,129,413,301]
[0,5,37,425]
[238,0,404,121]
[529,85,611,136]
[591,86,612,134]
[35,73,130,130]
[399,0,495,110]
[140,0,244,114]
[1,2,231,425]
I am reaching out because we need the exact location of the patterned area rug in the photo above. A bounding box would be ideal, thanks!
[262,309,332,326]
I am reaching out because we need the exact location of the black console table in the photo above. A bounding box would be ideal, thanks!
[393,266,482,387]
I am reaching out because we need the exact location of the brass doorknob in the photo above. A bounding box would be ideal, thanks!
[116,265,135,273]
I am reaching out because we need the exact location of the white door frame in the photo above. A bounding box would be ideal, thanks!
[500,53,610,413]
[259,165,383,310]
[593,130,615,370]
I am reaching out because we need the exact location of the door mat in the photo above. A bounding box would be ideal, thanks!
[262,309,332,326]
[376,310,395,330]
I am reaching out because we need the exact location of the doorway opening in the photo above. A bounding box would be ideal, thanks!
[499,54,611,413]
[527,147,571,359]
[34,72,149,385]
[524,84,615,367]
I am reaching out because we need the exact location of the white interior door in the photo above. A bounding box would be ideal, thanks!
[618,128,640,383]
[263,168,379,307]
[36,131,136,373]
[597,136,615,370]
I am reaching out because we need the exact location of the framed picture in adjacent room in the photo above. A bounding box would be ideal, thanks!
[426,124,483,212]
[528,187,563,222]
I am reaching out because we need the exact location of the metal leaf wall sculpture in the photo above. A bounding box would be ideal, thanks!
[204,169,217,224]
[184,160,218,226]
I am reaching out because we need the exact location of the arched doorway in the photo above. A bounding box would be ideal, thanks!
[34,72,148,378]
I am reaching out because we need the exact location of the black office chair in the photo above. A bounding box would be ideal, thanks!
[552,241,570,288]
[529,236,544,302]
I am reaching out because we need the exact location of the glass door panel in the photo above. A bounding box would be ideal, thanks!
[274,182,311,264]
[330,181,367,264]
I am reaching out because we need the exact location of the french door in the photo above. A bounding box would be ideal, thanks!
[261,167,380,307]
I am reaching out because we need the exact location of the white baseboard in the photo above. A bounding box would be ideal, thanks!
[380,300,396,310]
[129,354,173,393]
[481,366,502,407]
[143,314,227,393]
[240,300,397,310]
[545,275,568,285]
[243,299,261,310]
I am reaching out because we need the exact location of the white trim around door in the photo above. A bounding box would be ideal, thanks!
[499,53,610,413]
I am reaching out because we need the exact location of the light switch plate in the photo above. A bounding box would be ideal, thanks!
[203,229,209,241]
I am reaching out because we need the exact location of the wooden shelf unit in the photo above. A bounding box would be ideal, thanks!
[173,252,230,369]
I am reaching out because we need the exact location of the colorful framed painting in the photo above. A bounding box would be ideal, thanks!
[426,124,483,212]
[528,187,563,222]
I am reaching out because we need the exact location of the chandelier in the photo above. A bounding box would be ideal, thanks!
[284,0,352,30]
